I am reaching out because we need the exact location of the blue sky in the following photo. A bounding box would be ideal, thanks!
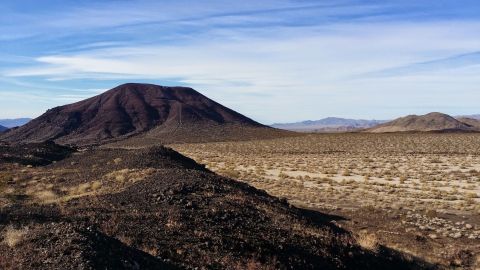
[1,0,480,123]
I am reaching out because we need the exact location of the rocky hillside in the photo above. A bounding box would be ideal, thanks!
[456,117,480,129]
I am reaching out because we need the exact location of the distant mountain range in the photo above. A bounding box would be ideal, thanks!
[366,112,480,133]
[456,114,480,120]
[271,117,388,132]
[0,118,31,128]
[272,113,480,133]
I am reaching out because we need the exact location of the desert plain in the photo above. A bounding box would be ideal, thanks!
[172,133,480,267]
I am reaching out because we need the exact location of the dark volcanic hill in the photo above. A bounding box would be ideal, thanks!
[0,125,7,132]
[0,83,289,145]
[367,112,477,133]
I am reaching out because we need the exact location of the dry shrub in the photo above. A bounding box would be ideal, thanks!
[34,190,57,203]
[223,169,240,179]
[466,192,478,199]
[106,168,153,183]
[90,180,102,191]
[0,172,13,182]
[425,209,437,218]
[356,230,379,252]
[3,226,28,247]
[236,257,278,270]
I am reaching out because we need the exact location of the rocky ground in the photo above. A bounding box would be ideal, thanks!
[0,141,74,166]
[0,142,432,269]
[330,207,480,269]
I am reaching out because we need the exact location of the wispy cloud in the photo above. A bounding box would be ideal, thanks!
[1,0,480,121]
[365,51,480,77]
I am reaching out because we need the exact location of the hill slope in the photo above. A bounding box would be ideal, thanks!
[367,112,476,133]
[0,83,288,145]
[456,117,480,129]
[0,125,7,132]
[272,117,387,132]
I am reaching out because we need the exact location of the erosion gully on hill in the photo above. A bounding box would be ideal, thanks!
[0,142,433,269]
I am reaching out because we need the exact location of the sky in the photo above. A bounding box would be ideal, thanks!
[1,0,480,124]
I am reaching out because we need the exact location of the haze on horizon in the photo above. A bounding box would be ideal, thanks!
[1,0,479,124]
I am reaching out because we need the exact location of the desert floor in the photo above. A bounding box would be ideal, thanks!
[171,133,480,268]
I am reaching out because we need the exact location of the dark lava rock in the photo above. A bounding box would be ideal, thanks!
[0,141,75,166]
[0,222,178,270]
[0,146,432,269]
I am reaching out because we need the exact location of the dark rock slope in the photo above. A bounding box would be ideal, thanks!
[0,83,289,145]
[0,141,74,166]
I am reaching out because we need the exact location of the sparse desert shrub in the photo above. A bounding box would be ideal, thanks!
[0,172,13,182]
[91,180,102,191]
[77,183,91,193]
[34,189,57,203]
[425,209,437,218]
[3,226,28,247]
[356,230,379,252]
[466,192,478,199]
[172,133,480,215]
[224,169,240,179]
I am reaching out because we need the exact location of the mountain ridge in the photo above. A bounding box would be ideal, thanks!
[0,118,31,128]
[271,117,387,132]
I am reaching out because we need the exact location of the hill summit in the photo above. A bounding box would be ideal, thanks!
[0,83,288,145]
[367,112,477,133]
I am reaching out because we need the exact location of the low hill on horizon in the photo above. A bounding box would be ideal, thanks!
[366,112,478,133]
[0,83,291,145]
[0,125,8,132]
[271,117,387,132]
